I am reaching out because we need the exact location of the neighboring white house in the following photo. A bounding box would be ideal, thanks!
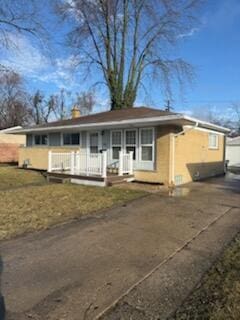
[226,136,240,166]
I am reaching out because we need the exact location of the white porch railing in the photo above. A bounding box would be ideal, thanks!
[48,150,133,178]
[48,150,107,178]
[75,151,107,177]
[119,151,134,176]
[48,151,72,172]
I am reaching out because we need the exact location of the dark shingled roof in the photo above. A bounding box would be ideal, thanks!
[27,107,178,129]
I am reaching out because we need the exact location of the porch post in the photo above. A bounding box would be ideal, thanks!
[48,150,52,172]
[129,151,134,175]
[102,151,107,178]
[86,149,89,176]
[70,151,75,175]
[119,150,123,176]
[76,151,80,174]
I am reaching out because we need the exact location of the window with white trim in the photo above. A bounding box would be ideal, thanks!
[140,128,154,161]
[34,134,48,145]
[208,133,218,149]
[111,130,122,160]
[63,133,80,145]
[89,132,99,153]
[125,130,137,160]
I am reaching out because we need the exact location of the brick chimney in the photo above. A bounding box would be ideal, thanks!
[71,105,81,119]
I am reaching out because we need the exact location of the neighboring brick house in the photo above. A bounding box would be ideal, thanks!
[13,107,229,186]
[0,126,26,163]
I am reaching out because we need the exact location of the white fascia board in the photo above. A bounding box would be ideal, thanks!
[0,126,23,133]
[183,115,230,133]
[11,114,187,134]
[184,125,225,136]
[11,114,230,134]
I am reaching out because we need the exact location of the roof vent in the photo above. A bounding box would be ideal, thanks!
[71,106,81,119]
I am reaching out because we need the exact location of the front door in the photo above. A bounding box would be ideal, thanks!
[88,132,101,154]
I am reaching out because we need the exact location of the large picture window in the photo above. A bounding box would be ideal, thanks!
[111,130,122,160]
[125,130,137,160]
[140,128,154,161]
[208,133,218,149]
[63,133,80,145]
[34,134,48,145]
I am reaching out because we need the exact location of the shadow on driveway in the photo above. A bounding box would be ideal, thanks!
[0,256,5,320]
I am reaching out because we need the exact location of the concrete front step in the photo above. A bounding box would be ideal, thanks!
[107,175,134,186]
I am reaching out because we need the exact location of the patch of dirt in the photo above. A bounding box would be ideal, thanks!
[114,181,168,193]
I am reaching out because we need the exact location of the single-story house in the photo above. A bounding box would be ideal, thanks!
[12,107,229,186]
[226,136,240,167]
[0,126,26,163]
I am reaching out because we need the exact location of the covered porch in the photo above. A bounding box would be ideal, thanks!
[47,150,134,186]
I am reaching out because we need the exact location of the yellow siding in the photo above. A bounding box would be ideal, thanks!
[134,126,171,184]
[19,147,80,170]
[174,128,225,184]
[19,127,226,185]
[0,133,26,145]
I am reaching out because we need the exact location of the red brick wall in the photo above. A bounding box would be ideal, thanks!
[0,143,20,163]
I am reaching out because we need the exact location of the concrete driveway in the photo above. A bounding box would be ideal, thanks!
[1,173,240,320]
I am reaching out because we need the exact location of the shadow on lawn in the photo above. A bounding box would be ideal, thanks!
[0,256,5,320]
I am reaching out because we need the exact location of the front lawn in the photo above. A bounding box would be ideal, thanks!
[0,166,46,190]
[0,167,146,240]
[172,234,240,320]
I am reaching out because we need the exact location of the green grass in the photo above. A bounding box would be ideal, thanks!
[0,166,46,190]
[172,234,240,320]
[0,167,146,240]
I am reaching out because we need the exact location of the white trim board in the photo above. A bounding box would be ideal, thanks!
[71,178,106,187]
[11,114,230,134]
[184,125,225,135]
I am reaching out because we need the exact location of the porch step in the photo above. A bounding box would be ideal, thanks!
[47,175,71,184]
[107,174,134,186]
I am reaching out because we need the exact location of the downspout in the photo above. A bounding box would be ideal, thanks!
[170,122,199,186]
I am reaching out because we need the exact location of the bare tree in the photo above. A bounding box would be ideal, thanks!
[31,90,56,124]
[231,103,240,134]
[0,70,31,129]
[57,0,200,110]
[191,105,221,124]
[0,0,46,50]
[53,88,72,120]
[74,91,96,115]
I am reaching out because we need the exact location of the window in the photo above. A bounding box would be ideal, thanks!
[209,133,218,149]
[125,130,137,160]
[111,130,122,160]
[89,132,99,154]
[34,134,48,145]
[63,133,80,145]
[140,128,154,161]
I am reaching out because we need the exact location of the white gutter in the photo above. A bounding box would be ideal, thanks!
[170,122,199,185]
[182,115,230,133]
[10,114,230,134]
[10,115,184,133]
[0,126,22,133]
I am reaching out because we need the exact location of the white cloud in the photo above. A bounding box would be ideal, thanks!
[0,33,78,90]
[178,27,199,39]
[177,109,193,116]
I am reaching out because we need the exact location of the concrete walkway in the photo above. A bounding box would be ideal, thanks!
[1,173,240,320]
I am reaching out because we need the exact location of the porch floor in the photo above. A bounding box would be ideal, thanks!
[45,171,134,186]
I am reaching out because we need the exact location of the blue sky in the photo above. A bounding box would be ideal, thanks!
[1,0,240,118]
